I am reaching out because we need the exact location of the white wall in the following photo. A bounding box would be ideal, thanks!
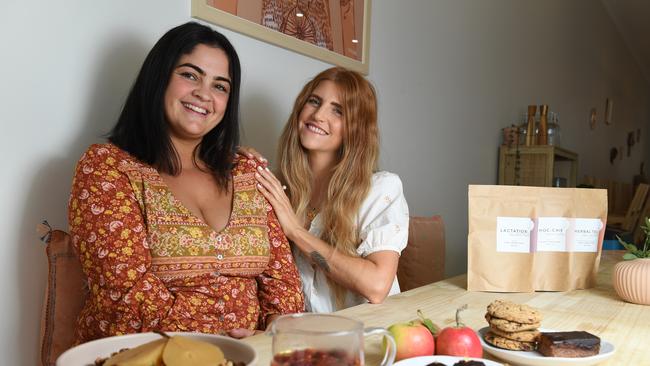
[367,0,649,286]
[1,1,648,364]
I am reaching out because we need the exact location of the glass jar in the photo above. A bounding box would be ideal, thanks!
[269,313,396,366]
[547,112,561,147]
[518,113,529,145]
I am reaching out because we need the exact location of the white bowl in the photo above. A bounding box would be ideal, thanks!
[56,332,257,366]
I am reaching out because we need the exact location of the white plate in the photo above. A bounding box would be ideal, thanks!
[393,355,503,366]
[56,331,257,366]
[479,327,615,366]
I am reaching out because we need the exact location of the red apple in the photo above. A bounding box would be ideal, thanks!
[436,305,483,358]
[387,321,435,361]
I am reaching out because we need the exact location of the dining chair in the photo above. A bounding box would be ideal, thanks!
[633,194,650,245]
[38,224,87,366]
[397,215,446,292]
[608,183,649,232]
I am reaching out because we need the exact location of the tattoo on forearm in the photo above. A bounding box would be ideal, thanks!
[310,251,330,273]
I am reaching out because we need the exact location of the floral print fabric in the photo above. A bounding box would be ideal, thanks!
[68,144,303,343]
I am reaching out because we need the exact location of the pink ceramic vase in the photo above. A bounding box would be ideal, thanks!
[613,258,650,305]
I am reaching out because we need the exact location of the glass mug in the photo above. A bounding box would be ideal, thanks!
[269,313,396,366]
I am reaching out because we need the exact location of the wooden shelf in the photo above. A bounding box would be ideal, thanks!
[498,145,578,187]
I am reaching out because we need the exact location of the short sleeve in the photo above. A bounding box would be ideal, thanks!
[355,172,410,258]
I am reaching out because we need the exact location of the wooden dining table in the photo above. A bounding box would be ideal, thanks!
[243,250,649,365]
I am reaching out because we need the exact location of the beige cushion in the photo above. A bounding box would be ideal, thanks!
[40,230,87,366]
[397,216,446,292]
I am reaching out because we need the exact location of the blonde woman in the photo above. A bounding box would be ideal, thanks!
[252,67,409,312]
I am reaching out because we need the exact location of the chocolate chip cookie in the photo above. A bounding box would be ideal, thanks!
[486,299,542,324]
[489,326,540,342]
[485,313,541,332]
[483,331,537,351]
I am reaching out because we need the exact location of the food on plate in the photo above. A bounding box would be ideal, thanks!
[386,310,437,360]
[537,331,601,358]
[423,360,486,366]
[162,335,225,366]
[486,300,542,325]
[94,333,244,366]
[484,313,540,332]
[483,299,541,351]
[488,327,540,342]
[452,361,486,366]
[482,331,537,351]
[102,338,167,366]
[436,305,482,358]
[483,300,604,359]
[271,349,359,366]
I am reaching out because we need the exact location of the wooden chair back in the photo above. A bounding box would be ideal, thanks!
[633,195,650,244]
[39,228,87,366]
[621,183,650,232]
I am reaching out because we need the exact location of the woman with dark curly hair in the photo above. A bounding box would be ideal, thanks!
[68,22,303,343]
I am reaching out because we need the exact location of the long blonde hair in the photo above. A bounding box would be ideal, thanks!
[277,67,379,308]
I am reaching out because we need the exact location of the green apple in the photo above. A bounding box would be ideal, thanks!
[386,311,437,361]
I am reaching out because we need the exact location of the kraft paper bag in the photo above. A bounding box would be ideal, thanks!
[467,185,607,292]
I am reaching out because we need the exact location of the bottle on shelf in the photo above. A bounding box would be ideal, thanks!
[547,111,561,147]
[518,113,528,145]
[538,104,549,145]
[525,105,537,146]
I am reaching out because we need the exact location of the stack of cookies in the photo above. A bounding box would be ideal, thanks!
[483,299,542,351]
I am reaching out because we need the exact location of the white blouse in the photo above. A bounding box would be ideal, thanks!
[294,171,410,313]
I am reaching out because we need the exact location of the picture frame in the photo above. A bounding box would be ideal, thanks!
[191,0,371,74]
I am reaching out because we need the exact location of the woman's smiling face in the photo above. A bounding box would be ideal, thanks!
[298,80,345,156]
[164,44,231,144]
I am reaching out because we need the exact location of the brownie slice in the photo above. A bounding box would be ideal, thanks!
[453,361,485,366]
[425,363,446,366]
[538,331,600,358]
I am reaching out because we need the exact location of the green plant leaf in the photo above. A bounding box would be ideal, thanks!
[625,243,638,252]
[643,225,650,235]
[618,217,650,258]
[417,309,439,335]
[623,253,638,260]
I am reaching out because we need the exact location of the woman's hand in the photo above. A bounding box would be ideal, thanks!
[236,146,267,164]
[227,312,280,339]
[255,166,304,239]
[227,328,264,339]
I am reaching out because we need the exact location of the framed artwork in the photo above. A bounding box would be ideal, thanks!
[191,0,371,74]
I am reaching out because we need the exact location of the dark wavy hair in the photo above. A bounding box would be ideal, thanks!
[108,22,241,189]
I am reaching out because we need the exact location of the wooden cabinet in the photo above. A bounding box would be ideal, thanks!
[498,145,578,187]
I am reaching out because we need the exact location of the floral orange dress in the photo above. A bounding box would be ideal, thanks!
[68,144,304,343]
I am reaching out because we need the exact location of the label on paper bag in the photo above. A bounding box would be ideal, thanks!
[496,217,535,253]
[536,217,570,252]
[569,218,602,252]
